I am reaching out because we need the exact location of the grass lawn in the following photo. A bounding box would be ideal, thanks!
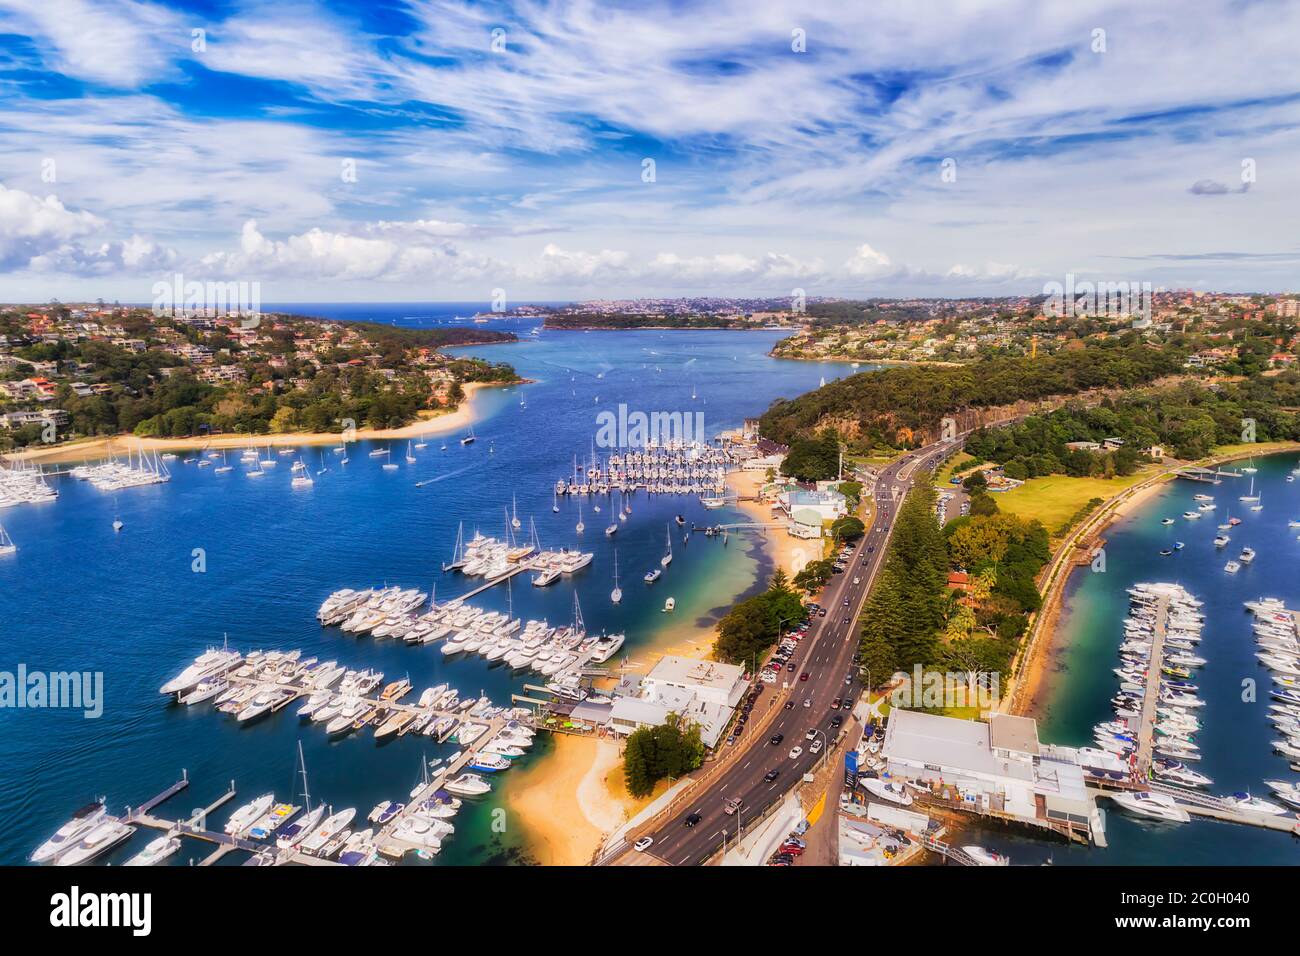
[993,469,1155,532]
[1209,441,1300,461]
[933,451,976,486]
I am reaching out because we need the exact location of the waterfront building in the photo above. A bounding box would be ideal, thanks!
[879,710,1104,844]
[608,656,748,748]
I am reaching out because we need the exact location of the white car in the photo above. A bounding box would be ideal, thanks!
[633,836,654,852]
[805,728,817,741]
[788,746,803,759]
[809,739,824,755]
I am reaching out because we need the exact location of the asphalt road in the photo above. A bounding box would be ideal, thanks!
[638,437,960,866]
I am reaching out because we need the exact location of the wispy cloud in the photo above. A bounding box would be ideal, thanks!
[0,0,1298,298]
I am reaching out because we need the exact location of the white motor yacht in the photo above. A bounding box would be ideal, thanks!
[1110,791,1190,822]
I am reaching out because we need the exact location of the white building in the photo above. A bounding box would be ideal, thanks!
[608,656,749,748]
[880,710,1104,844]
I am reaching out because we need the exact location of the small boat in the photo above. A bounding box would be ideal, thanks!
[861,777,913,806]
[664,597,675,612]
[124,834,182,866]
[461,428,476,445]
[1224,560,1241,574]
[0,522,16,556]
[962,845,1009,866]
[1161,518,1175,525]
[225,793,275,835]
[1224,791,1287,816]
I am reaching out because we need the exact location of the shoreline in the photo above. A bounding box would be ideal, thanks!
[767,353,965,368]
[1009,442,1300,718]
[3,381,514,466]
[510,465,797,861]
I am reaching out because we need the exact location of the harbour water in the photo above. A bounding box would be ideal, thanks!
[975,452,1300,864]
[0,312,856,865]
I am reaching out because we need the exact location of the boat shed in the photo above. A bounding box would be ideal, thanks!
[880,709,1103,844]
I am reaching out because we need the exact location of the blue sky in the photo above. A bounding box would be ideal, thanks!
[0,0,1298,302]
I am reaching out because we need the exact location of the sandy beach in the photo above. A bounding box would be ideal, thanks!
[728,469,819,579]
[511,466,804,860]
[508,734,658,865]
[5,381,506,466]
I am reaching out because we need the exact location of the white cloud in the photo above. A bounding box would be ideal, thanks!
[0,0,186,87]
[0,183,106,270]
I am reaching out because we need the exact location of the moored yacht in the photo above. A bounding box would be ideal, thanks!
[1110,791,1190,822]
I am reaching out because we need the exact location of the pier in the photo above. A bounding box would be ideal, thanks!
[1148,782,1300,834]
[1133,592,1171,776]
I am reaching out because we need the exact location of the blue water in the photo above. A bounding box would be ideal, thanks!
[0,319,855,865]
[974,453,1300,864]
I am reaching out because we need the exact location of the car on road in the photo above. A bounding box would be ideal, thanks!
[830,715,843,728]
[788,746,803,759]
[780,842,805,856]
[844,675,853,685]
[685,813,701,828]
[832,697,841,708]
[783,700,794,710]
[818,609,827,617]
[802,698,812,708]
[769,733,784,745]
[853,577,860,585]
[843,597,850,606]
[809,739,823,755]
[724,797,744,816]
[805,728,817,741]
[634,836,654,852]
[764,769,780,782]
[841,698,853,710]
[799,672,809,682]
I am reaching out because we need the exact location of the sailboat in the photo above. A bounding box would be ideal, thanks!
[292,457,314,487]
[661,524,673,567]
[405,441,417,464]
[461,427,476,446]
[552,488,560,513]
[1243,457,1258,474]
[576,499,585,534]
[0,522,16,556]
[214,448,232,473]
[277,742,325,849]
[611,550,622,604]
[1240,476,1259,503]
[381,448,398,471]
[511,494,522,530]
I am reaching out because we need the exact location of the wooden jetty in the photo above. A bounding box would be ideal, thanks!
[1133,593,1170,776]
